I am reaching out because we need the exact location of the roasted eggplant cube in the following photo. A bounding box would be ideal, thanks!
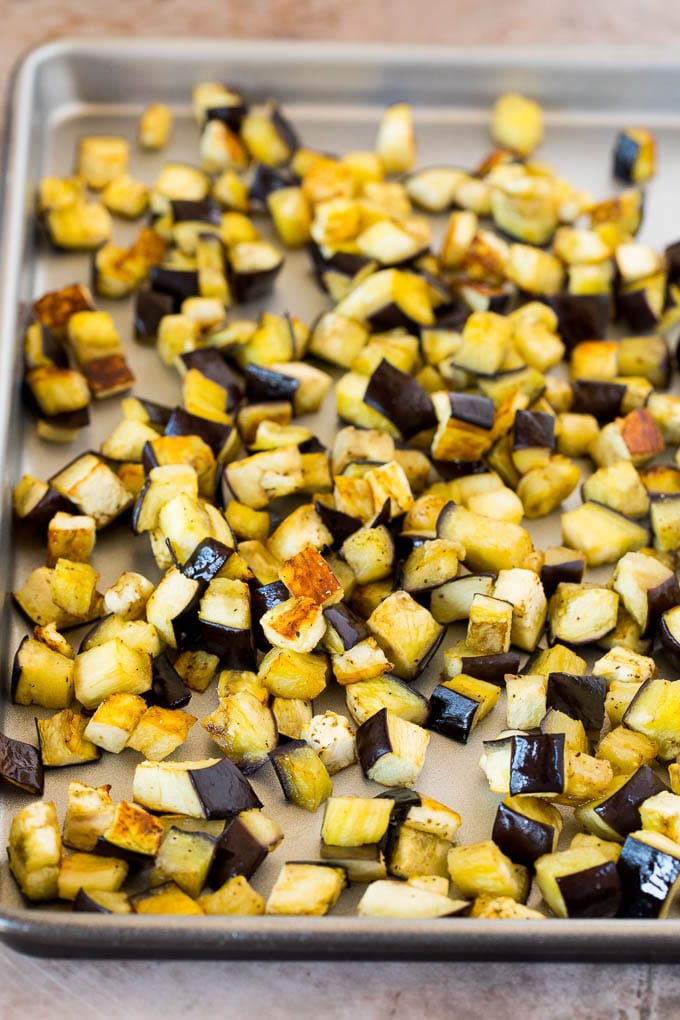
[58,851,129,902]
[624,678,680,760]
[437,502,533,574]
[388,825,451,880]
[617,830,680,918]
[492,795,562,867]
[131,881,203,915]
[612,550,679,636]
[345,675,430,727]
[36,709,100,768]
[535,846,621,918]
[300,711,356,775]
[127,705,197,761]
[356,709,429,788]
[265,862,346,916]
[492,569,547,653]
[152,826,216,898]
[8,800,62,901]
[62,780,114,851]
[199,874,265,916]
[321,795,394,847]
[447,839,530,902]
[133,756,262,819]
[269,740,333,812]
[428,676,500,744]
[201,692,277,771]
[575,765,667,843]
[613,128,656,184]
[466,594,513,655]
[548,583,619,645]
[510,733,566,798]
[595,725,658,775]
[366,590,443,682]
[505,674,547,731]
[12,636,75,709]
[73,638,152,711]
[546,672,606,736]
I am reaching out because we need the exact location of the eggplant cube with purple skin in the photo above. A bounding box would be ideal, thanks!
[12,636,75,710]
[356,708,430,788]
[535,846,621,918]
[50,452,134,528]
[492,795,562,867]
[367,590,443,682]
[493,568,548,653]
[133,757,262,819]
[269,740,333,812]
[428,676,500,744]
[430,392,495,462]
[612,550,680,637]
[617,830,680,918]
[575,764,666,843]
[624,677,680,760]
[345,675,430,728]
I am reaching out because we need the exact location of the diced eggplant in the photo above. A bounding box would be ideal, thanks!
[345,675,430,728]
[12,635,75,709]
[269,740,333,812]
[12,475,75,531]
[73,888,132,914]
[95,800,164,865]
[202,691,276,771]
[613,129,656,184]
[356,708,429,788]
[561,502,649,567]
[577,765,668,843]
[152,826,216,898]
[265,862,346,916]
[321,795,394,848]
[617,830,680,918]
[492,795,562,867]
[363,359,437,440]
[535,847,621,918]
[62,781,114,851]
[207,815,269,887]
[510,733,566,797]
[366,589,443,681]
[437,502,534,573]
[595,725,658,775]
[624,677,680,760]
[545,672,606,736]
[37,709,101,767]
[7,800,62,901]
[448,839,530,902]
[428,676,500,744]
[612,550,679,637]
[505,674,547,731]
[131,881,203,915]
[133,756,262,819]
[466,594,513,655]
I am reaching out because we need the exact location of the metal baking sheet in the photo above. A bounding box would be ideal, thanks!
[2,38,680,960]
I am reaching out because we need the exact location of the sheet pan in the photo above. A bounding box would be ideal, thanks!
[2,38,680,959]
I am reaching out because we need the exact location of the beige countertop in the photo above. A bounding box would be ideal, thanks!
[2,3,680,1015]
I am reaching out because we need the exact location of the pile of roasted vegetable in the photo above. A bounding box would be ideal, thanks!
[7,81,680,922]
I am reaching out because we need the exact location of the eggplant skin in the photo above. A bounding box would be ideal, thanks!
[556,861,621,918]
[617,834,680,918]
[190,758,262,818]
[545,673,606,734]
[491,801,555,866]
[510,733,565,797]
[593,764,666,839]
[0,731,44,795]
[427,685,478,744]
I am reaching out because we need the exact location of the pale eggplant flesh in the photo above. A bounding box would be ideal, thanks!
[179,349,243,410]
